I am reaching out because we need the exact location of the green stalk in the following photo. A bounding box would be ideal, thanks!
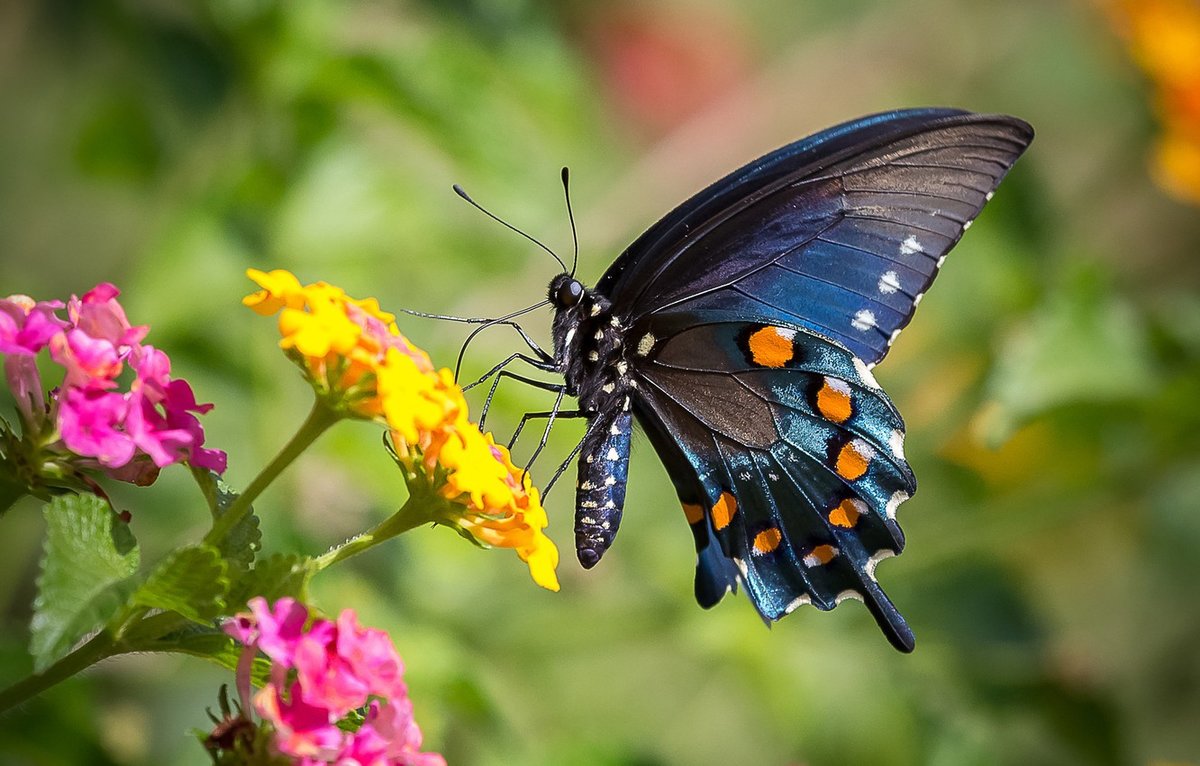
[204,400,339,547]
[0,631,115,714]
[314,495,432,570]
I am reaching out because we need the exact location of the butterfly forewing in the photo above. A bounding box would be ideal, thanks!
[600,110,1034,365]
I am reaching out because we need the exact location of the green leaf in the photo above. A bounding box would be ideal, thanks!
[135,625,271,685]
[226,553,315,610]
[982,266,1156,444]
[192,467,261,574]
[30,494,140,672]
[132,545,229,623]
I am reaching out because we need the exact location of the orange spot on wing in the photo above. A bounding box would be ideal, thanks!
[804,544,838,566]
[682,502,704,525]
[711,492,737,530]
[752,526,782,554]
[828,498,864,528]
[747,326,795,368]
[816,378,852,423]
[835,440,872,481]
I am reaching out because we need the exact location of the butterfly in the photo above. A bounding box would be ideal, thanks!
[487,108,1032,652]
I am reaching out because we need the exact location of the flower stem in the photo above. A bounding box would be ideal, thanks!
[314,495,432,570]
[204,400,339,548]
[0,631,115,714]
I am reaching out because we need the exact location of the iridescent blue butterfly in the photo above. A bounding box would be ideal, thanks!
[472,108,1032,652]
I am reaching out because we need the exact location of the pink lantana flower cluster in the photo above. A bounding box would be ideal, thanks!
[221,598,445,766]
[0,283,225,490]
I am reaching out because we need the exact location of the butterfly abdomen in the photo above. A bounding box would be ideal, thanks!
[575,408,633,568]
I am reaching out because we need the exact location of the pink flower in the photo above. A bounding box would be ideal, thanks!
[66,283,147,350]
[49,328,124,389]
[57,387,136,468]
[0,295,66,356]
[222,598,445,766]
[125,346,227,473]
[0,296,66,428]
[335,611,407,700]
[255,680,345,758]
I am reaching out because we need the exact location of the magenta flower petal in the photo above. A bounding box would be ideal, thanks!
[0,296,66,356]
[255,680,345,759]
[68,283,148,349]
[294,635,370,718]
[50,328,123,389]
[335,610,407,700]
[248,597,319,668]
[57,387,136,468]
[4,355,44,428]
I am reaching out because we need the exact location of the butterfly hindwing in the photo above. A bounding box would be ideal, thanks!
[600,109,1034,365]
[628,319,916,649]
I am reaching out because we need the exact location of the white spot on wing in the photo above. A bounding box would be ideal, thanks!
[936,255,947,268]
[853,357,880,389]
[886,490,909,520]
[604,475,616,486]
[588,351,599,362]
[900,235,924,255]
[963,219,973,230]
[913,292,925,306]
[601,382,615,393]
[784,595,811,614]
[865,549,896,580]
[888,329,902,346]
[616,360,628,374]
[878,271,900,294]
[594,329,604,341]
[852,309,877,332]
[889,429,906,460]
[606,447,619,461]
[985,190,994,201]
[835,590,864,605]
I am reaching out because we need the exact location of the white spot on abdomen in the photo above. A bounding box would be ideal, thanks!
[636,332,655,357]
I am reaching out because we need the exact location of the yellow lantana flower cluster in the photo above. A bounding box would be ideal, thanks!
[1106,0,1200,204]
[244,269,559,591]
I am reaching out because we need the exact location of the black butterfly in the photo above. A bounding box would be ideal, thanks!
[474,108,1032,652]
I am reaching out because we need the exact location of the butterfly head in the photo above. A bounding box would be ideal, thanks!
[548,273,585,309]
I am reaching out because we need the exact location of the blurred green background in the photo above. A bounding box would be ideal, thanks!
[2,1,1199,764]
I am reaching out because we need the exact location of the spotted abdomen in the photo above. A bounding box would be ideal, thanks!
[575,410,633,569]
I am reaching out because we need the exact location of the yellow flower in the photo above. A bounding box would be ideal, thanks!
[1106,0,1200,204]
[246,268,560,590]
[406,426,561,592]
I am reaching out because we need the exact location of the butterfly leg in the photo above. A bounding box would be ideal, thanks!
[464,353,558,396]
[508,403,587,479]
[478,371,564,430]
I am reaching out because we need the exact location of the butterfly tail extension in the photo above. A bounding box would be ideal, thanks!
[574,410,634,569]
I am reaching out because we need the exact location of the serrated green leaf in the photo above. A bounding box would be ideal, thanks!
[193,468,261,573]
[132,545,230,623]
[136,625,271,685]
[226,553,315,610]
[31,494,140,672]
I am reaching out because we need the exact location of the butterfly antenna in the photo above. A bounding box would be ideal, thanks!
[453,184,568,273]
[561,167,579,277]
[401,308,504,324]
[454,299,550,382]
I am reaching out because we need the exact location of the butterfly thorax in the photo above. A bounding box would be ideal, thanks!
[548,273,635,568]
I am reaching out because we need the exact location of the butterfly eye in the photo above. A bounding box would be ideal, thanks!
[557,279,584,308]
